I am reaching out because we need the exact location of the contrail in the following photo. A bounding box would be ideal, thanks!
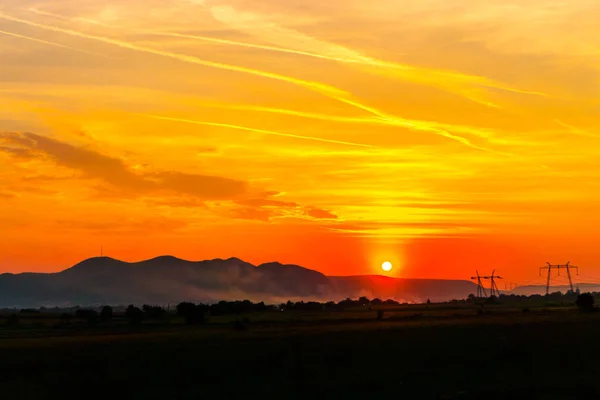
[199,103,379,124]
[144,114,377,148]
[150,30,546,99]
[0,12,347,98]
[554,119,599,138]
[1,11,501,151]
[26,8,114,27]
[146,31,379,65]
[0,29,103,57]
[24,7,546,100]
[334,97,499,153]
[204,102,497,140]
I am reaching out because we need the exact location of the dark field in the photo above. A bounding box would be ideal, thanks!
[2,304,600,399]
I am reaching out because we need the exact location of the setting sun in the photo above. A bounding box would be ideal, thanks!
[381,261,393,272]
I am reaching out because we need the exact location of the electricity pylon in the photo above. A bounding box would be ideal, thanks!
[539,261,579,295]
[470,270,488,298]
[482,270,502,297]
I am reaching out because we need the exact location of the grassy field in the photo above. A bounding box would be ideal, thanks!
[1,303,600,399]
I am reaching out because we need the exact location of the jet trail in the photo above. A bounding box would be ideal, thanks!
[555,120,599,138]
[26,8,115,28]
[151,31,546,100]
[202,102,496,140]
[0,13,347,98]
[200,103,378,124]
[0,29,102,57]
[147,31,379,65]
[0,12,498,151]
[335,97,499,153]
[144,115,376,148]
[25,7,546,100]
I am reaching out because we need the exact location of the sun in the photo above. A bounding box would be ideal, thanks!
[381,261,393,272]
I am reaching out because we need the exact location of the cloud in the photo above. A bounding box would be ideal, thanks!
[0,29,103,57]
[1,132,339,224]
[226,195,338,222]
[0,132,247,199]
[305,207,337,220]
[145,114,376,148]
[0,192,15,199]
[0,11,506,151]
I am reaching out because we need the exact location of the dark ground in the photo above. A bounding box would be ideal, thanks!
[1,310,600,399]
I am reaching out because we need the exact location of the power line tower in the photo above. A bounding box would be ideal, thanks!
[539,261,579,295]
[482,270,502,297]
[470,270,488,298]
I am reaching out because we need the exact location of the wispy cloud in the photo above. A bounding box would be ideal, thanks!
[0,29,104,57]
[143,114,377,148]
[0,132,247,199]
[1,10,509,151]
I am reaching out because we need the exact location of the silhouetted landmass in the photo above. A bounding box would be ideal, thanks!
[2,292,600,399]
[512,283,600,296]
[0,256,479,307]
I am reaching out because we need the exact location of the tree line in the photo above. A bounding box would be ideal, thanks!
[3,291,598,328]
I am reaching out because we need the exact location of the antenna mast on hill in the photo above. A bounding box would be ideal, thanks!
[482,270,502,297]
[539,261,578,295]
[470,270,488,298]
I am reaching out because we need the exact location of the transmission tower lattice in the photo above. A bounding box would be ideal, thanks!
[482,270,502,297]
[470,270,488,298]
[539,261,579,295]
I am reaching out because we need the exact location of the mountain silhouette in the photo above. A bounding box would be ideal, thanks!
[0,256,478,307]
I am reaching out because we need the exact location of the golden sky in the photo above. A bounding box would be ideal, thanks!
[1,0,599,281]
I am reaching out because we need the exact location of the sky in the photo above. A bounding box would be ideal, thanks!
[1,0,599,282]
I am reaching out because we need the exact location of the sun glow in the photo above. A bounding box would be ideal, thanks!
[381,261,393,272]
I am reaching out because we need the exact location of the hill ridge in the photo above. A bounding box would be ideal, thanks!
[0,256,479,307]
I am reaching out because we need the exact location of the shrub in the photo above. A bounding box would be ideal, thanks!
[377,310,384,320]
[75,309,98,326]
[100,306,113,322]
[576,293,596,312]
[176,302,207,325]
[143,305,166,320]
[233,319,247,331]
[59,313,72,325]
[125,305,144,326]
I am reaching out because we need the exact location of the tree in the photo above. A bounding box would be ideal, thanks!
[576,293,595,312]
[125,305,144,326]
[371,298,382,306]
[75,309,98,326]
[358,296,370,307]
[100,306,113,322]
[142,305,166,320]
[176,302,207,325]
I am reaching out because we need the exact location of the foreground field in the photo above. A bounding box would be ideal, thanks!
[1,306,600,399]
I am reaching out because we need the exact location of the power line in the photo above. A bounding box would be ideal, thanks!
[470,270,502,297]
[482,270,502,297]
[539,261,579,295]
[470,270,487,298]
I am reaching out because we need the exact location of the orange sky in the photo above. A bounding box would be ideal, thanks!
[1,0,600,283]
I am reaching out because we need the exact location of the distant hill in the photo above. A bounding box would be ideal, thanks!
[0,256,479,307]
[510,283,600,296]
